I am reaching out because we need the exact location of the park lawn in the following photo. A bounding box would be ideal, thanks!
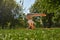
[0,28,60,40]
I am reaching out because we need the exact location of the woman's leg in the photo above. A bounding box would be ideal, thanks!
[31,23,35,29]
[28,22,35,29]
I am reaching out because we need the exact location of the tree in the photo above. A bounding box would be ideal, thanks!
[30,0,60,28]
[0,0,22,29]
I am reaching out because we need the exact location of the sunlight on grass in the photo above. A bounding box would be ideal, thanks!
[0,28,60,40]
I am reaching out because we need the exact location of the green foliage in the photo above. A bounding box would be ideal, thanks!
[0,0,26,29]
[0,0,17,29]
[0,28,60,40]
[30,0,60,13]
[30,0,60,27]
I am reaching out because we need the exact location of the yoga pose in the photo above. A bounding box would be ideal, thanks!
[26,13,46,29]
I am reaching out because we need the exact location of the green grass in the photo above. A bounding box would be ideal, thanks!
[0,28,60,40]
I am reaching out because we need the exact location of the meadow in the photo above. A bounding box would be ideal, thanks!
[0,28,60,40]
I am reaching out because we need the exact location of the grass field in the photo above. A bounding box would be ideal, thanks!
[0,28,60,40]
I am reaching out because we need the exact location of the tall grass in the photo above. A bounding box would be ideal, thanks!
[0,28,60,40]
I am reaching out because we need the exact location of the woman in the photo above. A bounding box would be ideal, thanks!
[26,14,35,29]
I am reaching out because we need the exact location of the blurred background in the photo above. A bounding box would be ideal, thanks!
[0,0,60,29]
